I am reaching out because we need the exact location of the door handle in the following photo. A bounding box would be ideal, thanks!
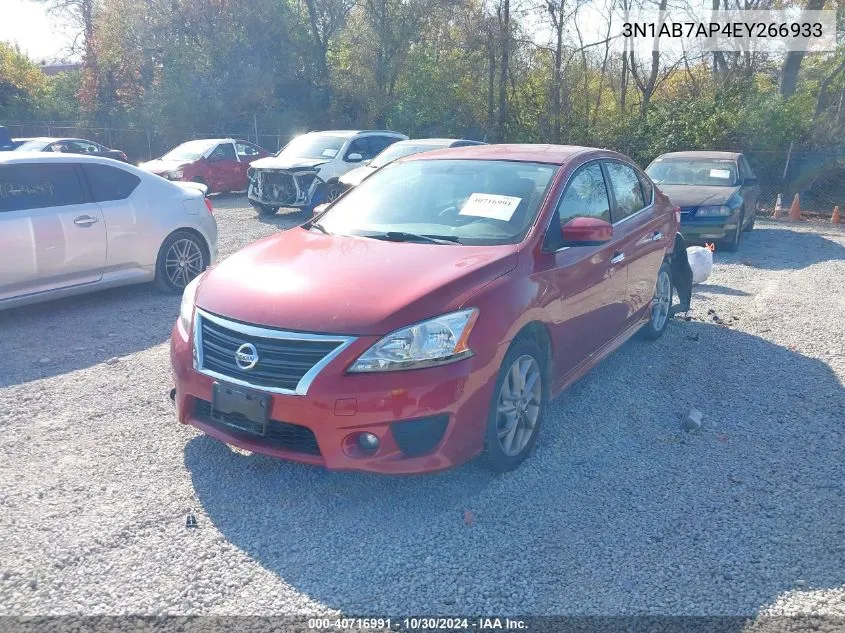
[652,231,663,242]
[73,215,99,227]
[610,252,625,265]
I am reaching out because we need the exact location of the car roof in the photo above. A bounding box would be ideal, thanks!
[15,137,99,144]
[657,151,742,160]
[0,151,130,167]
[303,130,405,138]
[402,143,627,165]
[396,138,483,147]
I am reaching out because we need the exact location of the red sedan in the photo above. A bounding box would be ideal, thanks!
[140,138,269,194]
[170,144,691,474]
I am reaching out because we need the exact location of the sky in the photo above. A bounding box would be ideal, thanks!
[0,0,75,62]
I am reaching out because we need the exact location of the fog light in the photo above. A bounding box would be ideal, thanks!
[357,433,380,452]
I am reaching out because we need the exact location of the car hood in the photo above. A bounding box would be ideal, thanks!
[249,156,329,171]
[657,184,740,207]
[140,159,188,174]
[340,165,377,187]
[195,227,518,335]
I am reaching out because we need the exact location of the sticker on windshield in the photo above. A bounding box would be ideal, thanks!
[459,193,522,221]
[710,169,732,179]
[321,149,338,158]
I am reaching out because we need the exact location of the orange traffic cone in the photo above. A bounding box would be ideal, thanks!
[832,206,841,224]
[788,194,802,221]
[773,194,784,219]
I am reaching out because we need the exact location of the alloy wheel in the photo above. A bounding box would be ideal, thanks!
[495,355,542,457]
[164,238,204,289]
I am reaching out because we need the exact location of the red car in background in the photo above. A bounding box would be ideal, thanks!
[170,144,693,474]
[140,138,270,194]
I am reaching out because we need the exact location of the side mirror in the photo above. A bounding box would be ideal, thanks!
[312,203,329,216]
[561,216,613,246]
[346,152,363,163]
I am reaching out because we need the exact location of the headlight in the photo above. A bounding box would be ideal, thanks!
[697,205,732,217]
[348,308,479,373]
[178,273,203,334]
[168,169,184,179]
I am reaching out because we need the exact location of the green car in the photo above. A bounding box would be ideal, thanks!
[645,151,760,252]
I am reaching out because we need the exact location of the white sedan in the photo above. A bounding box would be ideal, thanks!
[0,152,218,309]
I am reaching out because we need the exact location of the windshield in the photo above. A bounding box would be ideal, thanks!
[162,140,216,162]
[369,143,446,168]
[317,159,557,246]
[278,134,346,160]
[14,140,49,152]
[646,158,738,186]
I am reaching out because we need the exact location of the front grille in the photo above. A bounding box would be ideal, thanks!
[197,313,345,393]
[193,399,321,455]
[257,170,316,206]
[391,415,449,457]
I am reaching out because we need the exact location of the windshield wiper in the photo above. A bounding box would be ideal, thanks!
[372,231,462,245]
[307,221,330,235]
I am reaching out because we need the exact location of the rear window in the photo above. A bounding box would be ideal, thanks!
[0,127,12,150]
[81,164,141,202]
[0,163,87,212]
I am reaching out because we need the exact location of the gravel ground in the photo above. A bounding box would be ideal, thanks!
[0,195,843,625]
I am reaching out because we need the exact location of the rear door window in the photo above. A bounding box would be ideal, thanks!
[604,161,645,222]
[81,164,141,202]
[0,163,87,212]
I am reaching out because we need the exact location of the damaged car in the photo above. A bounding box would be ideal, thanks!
[247,129,407,215]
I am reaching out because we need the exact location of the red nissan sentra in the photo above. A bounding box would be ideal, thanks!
[170,144,692,474]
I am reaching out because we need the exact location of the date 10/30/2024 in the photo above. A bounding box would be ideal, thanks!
[308,617,528,631]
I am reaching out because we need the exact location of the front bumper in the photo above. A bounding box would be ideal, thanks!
[679,214,739,242]
[248,169,322,208]
[170,319,499,474]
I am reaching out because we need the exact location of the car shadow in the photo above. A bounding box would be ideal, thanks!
[185,321,845,616]
[712,224,845,271]
[693,284,751,297]
[254,207,312,229]
[0,283,179,388]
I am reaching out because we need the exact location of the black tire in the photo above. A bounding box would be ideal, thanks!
[642,261,673,341]
[721,211,743,252]
[255,204,279,216]
[191,177,211,195]
[154,230,209,293]
[482,336,548,473]
[743,208,755,232]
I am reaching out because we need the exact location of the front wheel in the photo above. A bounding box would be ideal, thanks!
[642,261,673,340]
[154,230,209,293]
[721,212,744,252]
[483,338,547,473]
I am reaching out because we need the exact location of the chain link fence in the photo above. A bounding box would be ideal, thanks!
[4,121,293,163]
[6,121,844,216]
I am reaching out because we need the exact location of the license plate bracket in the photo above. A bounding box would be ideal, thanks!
[211,382,270,436]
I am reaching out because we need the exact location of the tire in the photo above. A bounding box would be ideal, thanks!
[482,337,548,473]
[743,208,755,232]
[642,261,673,341]
[154,230,209,293]
[191,177,211,195]
[255,204,279,216]
[721,211,743,252]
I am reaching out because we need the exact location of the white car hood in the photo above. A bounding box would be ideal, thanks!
[140,159,186,174]
[250,156,329,171]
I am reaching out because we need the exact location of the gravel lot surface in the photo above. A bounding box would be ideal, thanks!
[1,195,843,624]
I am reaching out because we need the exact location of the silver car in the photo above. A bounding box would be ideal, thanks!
[0,152,218,309]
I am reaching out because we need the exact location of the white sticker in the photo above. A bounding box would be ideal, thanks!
[321,148,338,158]
[710,169,731,179]
[459,193,522,221]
